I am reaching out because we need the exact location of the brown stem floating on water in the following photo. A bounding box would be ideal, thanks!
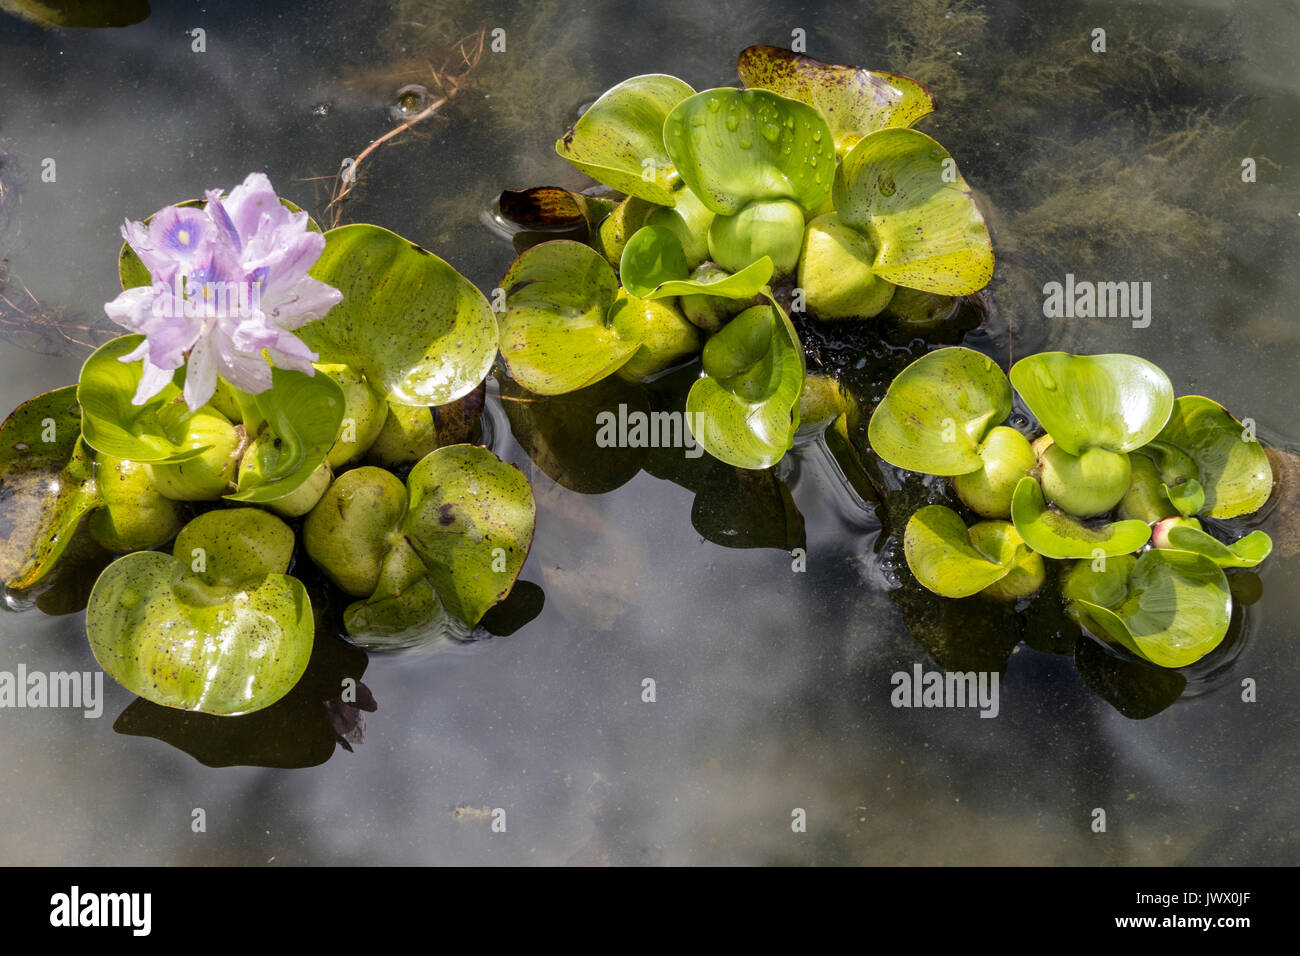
[309,28,486,230]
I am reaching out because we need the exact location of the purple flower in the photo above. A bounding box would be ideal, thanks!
[104,172,342,411]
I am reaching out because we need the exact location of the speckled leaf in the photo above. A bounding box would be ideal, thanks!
[1164,526,1272,569]
[1072,549,1231,669]
[498,240,642,395]
[555,74,696,206]
[1010,352,1174,457]
[226,368,344,504]
[686,301,804,469]
[78,334,212,463]
[85,550,313,715]
[663,88,835,215]
[1011,476,1151,559]
[620,225,773,300]
[834,128,993,295]
[403,444,536,627]
[304,223,497,407]
[343,539,452,649]
[736,45,935,154]
[866,346,1011,475]
[1154,395,1272,518]
[0,386,99,589]
[904,505,1014,598]
[171,508,295,589]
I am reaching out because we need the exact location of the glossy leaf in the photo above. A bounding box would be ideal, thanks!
[834,128,993,295]
[663,88,835,216]
[1072,550,1231,669]
[555,74,696,206]
[619,225,773,300]
[1011,476,1151,559]
[867,347,1011,476]
[304,223,497,407]
[404,444,536,627]
[1163,526,1272,569]
[85,550,313,715]
[903,505,1014,598]
[498,240,642,395]
[686,301,804,469]
[226,368,345,505]
[736,45,935,154]
[1154,395,1272,518]
[0,386,99,589]
[172,508,295,588]
[78,334,212,463]
[1010,352,1174,457]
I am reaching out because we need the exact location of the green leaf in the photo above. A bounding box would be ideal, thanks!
[1072,550,1231,669]
[903,505,1013,598]
[1011,476,1151,559]
[1153,395,1272,518]
[0,386,99,589]
[226,368,344,505]
[342,539,449,648]
[555,74,696,206]
[307,448,536,635]
[1164,478,1205,517]
[1010,352,1173,457]
[834,128,993,295]
[686,301,804,469]
[304,223,497,407]
[403,445,536,627]
[866,346,1011,475]
[120,197,319,291]
[85,549,313,715]
[78,334,214,463]
[736,45,935,154]
[171,508,295,588]
[1062,554,1138,611]
[1163,526,1272,569]
[619,225,773,300]
[663,88,835,216]
[498,240,642,395]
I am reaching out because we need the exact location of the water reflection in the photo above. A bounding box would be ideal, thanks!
[114,631,371,769]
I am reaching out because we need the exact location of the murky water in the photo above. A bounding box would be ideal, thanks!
[0,0,1296,864]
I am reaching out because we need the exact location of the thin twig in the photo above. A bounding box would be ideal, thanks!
[315,28,486,229]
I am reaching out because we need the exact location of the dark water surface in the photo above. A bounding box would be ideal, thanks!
[0,0,1297,864]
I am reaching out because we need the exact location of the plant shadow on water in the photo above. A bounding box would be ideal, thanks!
[0,0,1297,865]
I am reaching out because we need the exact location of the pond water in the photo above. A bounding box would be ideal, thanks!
[0,0,1296,865]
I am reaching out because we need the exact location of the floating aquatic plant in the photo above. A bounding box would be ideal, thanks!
[871,345,1275,668]
[495,45,996,470]
[0,173,531,717]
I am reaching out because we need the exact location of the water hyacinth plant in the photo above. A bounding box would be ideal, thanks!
[870,346,1274,669]
[496,45,995,470]
[0,173,534,716]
